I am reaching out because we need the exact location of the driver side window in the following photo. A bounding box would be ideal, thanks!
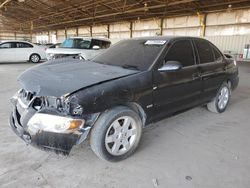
[165,40,195,67]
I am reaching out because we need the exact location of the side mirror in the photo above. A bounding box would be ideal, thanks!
[224,53,233,59]
[158,61,182,72]
[92,45,100,50]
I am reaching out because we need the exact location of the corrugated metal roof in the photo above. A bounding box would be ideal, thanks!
[1,0,250,32]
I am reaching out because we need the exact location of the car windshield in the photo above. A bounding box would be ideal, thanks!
[60,38,91,49]
[92,39,166,71]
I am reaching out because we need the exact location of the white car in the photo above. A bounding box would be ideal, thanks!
[0,41,46,63]
[46,37,111,60]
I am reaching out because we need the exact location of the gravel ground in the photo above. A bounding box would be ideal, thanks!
[0,62,250,188]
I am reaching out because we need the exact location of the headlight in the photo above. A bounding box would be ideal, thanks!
[27,113,85,133]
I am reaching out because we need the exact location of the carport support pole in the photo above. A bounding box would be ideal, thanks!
[107,24,110,38]
[160,18,163,36]
[76,27,79,36]
[55,30,58,42]
[90,26,92,37]
[30,21,33,42]
[65,28,67,39]
[130,21,133,38]
[198,13,207,37]
[48,31,50,43]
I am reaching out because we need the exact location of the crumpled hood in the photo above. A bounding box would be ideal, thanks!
[46,48,104,60]
[18,59,139,97]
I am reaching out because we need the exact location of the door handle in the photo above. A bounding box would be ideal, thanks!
[192,73,200,80]
[200,73,214,80]
[202,76,209,81]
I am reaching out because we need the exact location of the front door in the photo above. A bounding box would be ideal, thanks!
[152,39,202,120]
[0,42,16,63]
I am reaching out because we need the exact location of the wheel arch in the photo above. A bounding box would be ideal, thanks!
[216,78,232,93]
[221,78,232,95]
[90,102,147,129]
[124,102,147,127]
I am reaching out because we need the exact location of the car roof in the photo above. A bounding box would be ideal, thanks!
[0,40,33,44]
[129,36,205,41]
[68,37,111,42]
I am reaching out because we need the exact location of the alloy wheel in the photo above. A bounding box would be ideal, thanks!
[105,116,138,156]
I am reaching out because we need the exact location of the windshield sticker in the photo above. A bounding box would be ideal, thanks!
[145,40,166,45]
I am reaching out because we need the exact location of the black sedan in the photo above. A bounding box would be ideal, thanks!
[10,36,239,161]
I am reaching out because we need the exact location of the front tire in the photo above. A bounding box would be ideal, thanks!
[207,82,231,113]
[29,54,41,63]
[90,106,142,162]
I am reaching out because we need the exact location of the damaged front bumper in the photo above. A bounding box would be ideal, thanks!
[9,93,91,155]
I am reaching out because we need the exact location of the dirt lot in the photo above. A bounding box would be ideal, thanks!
[0,62,250,188]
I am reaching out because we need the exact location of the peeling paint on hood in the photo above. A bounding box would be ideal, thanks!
[18,59,139,97]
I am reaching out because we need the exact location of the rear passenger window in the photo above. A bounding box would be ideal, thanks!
[194,39,214,64]
[102,41,111,49]
[17,42,33,48]
[211,45,223,62]
[165,40,195,67]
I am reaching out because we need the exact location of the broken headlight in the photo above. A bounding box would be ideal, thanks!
[64,96,84,116]
[34,96,69,112]
[27,113,85,133]
[33,95,83,116]
[72,104,83,115]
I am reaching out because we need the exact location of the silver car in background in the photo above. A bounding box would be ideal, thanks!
[46,37,111,60]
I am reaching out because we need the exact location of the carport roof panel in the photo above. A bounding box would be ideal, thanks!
[1,0,250,32]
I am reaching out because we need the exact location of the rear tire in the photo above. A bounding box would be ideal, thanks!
[90,106,142,162]
[207,82,231,113]
[29,54,41,63]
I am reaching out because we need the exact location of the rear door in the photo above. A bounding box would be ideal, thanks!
[152,39,202,119]
[0,42,16,62]
[193,39,226,102]
[15,42,34,61]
